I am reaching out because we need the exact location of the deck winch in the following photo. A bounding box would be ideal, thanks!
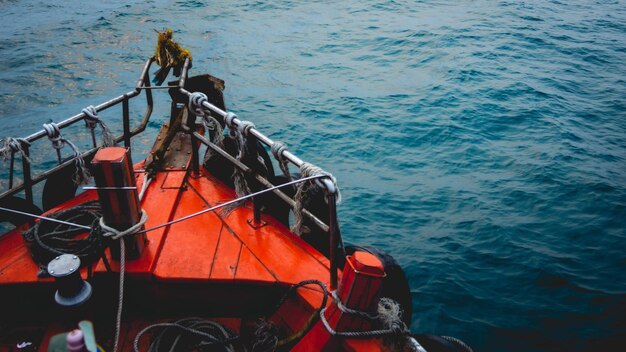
[48,254,92,307]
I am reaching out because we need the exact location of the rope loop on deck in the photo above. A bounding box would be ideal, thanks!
[271,141,291,180]
[43,122,91,184]
[82,105,115,147]
[99,209,148,241]
[0,137,31,162]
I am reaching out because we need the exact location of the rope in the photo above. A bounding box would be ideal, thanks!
[270,141,291,180]
[82,105,115,147]
[99,209,148,352]
[251,279,329,351]
[319,296,409,338]
[133,318,242,352]
[292,162,340,236]
[224,119,257,214]
[331,291,378,320]
[441,336,474,352]
[99,210,148,241]
[188,92,225,149]
[224,112,238,129]
[111,238,125,352]
[21,201,105,276]
[43,122,91,185]
[138,174,152,202]
[0,137,31,162]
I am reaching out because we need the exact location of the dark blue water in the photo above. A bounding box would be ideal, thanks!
[2,1,626,351]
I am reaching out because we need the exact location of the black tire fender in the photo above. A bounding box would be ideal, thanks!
[42,162,78,211]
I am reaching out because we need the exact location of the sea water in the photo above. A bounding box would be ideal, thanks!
[1,1,625,351]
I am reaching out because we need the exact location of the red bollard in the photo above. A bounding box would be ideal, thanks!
[292,250,386,351]
[91,147,146,260]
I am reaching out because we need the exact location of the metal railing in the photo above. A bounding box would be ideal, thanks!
[0,57,343,288]
[0,58,158,203]
[177,58,343,288]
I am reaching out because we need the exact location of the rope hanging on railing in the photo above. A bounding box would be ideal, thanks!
[224,114,256,213]
[43,122,91,185]
[188,92,224,148]
[0,137,31,162]
[271,141,292,181]
[292,162,340,236]
[82,105,115,147]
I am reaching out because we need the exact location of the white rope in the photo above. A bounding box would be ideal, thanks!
[270,141,291,180]
[0,137,31,162]
[43,122,91,185]
[82,105,115,147]
[189,92,225,149]
[99,210,148,241]
[292,162,341,236]
[112,238,125,352]
[99,209,148,352]
[137,174,152,202]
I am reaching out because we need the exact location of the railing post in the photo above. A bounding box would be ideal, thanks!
[21,143,33,205]
[328,192,339,290]
[122,96,131,151]
[91,147,146,260]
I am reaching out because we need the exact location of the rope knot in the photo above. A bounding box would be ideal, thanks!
[270,141,288,162]
[43,122,63,150]
[271,141,292,180]
[82,105,100,129]
[188,92,208,117]
[0,137,31,162]
[99,209,148,241]
[81,105,115,147]
[224,112,238,129]
[291,162,341,236]
[237,120,256,136]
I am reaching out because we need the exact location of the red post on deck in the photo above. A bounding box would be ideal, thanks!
[91,147,146,260]
[292,251,386,351]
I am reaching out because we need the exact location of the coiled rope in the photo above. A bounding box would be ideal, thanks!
[43,122,91,185]
[21,201,106,277]
[133,318,243,352]
[0,137,31,162]
[82,105,115,147]
[292,162,340,236]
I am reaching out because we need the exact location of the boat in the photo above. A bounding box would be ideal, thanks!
[0,48,472,351]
